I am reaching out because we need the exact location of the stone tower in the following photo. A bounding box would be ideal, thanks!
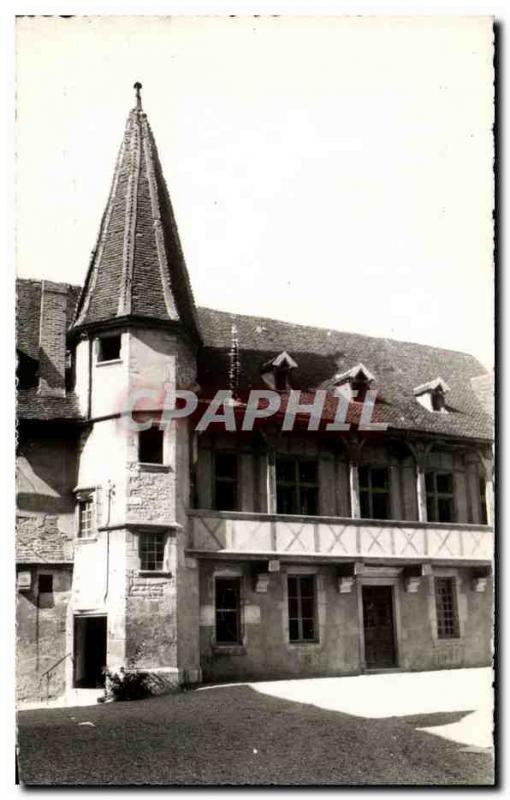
[66,84,202,690]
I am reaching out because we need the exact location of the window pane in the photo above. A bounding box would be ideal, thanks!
[276,458,295,483]
[299,460,318,484]
[138,426,164,464]
[78,499,93,537]
[299,576,315,597]
[277,485,297,514]
[288,598,299,619]
[360,491,371,519]
[371,468,388,490]
[436,472,453,495]
[300,487,318,516]
[287,575,316,643]
[435,577,459,638]
[288,618,300,642]
[215,453,237,479]
[139,533,165,571]
[300,598,314,619]
[358,466,369,489]
[98,335,121,362]
[425,472,435,493]
[215,481,237,511]
[372,492,390,520]
[216,579,239,610]
[215,611,239,643]
[302,618,316,641]
[426,496,436,522]
[215,578,241,644]
[438,497,454,523]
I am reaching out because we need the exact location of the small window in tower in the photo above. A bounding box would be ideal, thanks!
[97,334,121,363]
[38,574,53,594]
[139,426,164,464]
[139,532,166,571]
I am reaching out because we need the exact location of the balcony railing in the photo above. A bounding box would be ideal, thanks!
[187,510,493,563]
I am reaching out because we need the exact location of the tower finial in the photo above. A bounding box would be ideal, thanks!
[133,82,143,110]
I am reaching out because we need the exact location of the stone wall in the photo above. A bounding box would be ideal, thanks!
[198,560,493,683]
[16,566,72,703]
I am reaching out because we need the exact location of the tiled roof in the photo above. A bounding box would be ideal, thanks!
[16,279,81,362]
[196,307,493,441]
[16,389,83,422]
[71,97,201,342]
[17,279,84,422]
[16,279,493,439]
[16,514,74,564]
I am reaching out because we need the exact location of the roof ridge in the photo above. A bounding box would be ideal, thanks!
[197,305,488,366]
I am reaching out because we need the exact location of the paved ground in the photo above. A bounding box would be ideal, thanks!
[17,669,494,786]
[246,667,494,749]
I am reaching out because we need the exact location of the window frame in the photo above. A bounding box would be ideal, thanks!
[358,465,391,520]
[287,574,318,644]
[425,470,455,523]
[77,492,95,539]
[434,576,460,639]
[138,531,167,572]
[212,451,239,511]
[275,455,319,516]
[214,576,242,645]
[96,333,122,364]
[138,425,165,465]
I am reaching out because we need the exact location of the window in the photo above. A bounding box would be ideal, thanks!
[426,471,455,523]
[138,426,164,464]
[215,577,241,644]
[479,477,488,525]
[38,574,53,594]
[359,466,391,520]
[78,495,94,538]
[435,577,459,638]
[274,367,290,391]
[288,575,317,642]
[276,457,318,515]
[431,388,446,412]
[97,335,121,363]
[213,452,238,511]
[139,532,165,571]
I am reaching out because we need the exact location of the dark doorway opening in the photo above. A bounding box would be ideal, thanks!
[73,615,107,688]
[362,585,396,669]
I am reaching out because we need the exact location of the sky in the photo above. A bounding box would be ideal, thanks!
[15,15,494,369]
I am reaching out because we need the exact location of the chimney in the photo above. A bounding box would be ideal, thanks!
[37,281,68,398]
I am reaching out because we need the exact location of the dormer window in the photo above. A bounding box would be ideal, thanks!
[414,378,450,414]
[261,351,298,391]
[327,362,375,402]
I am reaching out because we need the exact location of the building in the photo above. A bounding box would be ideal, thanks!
[16,85,494,704]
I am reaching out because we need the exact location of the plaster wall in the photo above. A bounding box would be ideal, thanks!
[199,561,493,683]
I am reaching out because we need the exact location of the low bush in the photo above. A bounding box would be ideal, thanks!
[103,667,151,702]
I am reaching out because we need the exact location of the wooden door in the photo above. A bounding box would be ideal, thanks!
[362,585,396,669]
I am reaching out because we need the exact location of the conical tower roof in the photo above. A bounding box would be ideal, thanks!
[72,83,201,343]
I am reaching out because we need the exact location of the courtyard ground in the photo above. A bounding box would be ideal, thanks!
[17,668,494,786]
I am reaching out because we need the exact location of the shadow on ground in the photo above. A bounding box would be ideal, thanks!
[17,685,494,786]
